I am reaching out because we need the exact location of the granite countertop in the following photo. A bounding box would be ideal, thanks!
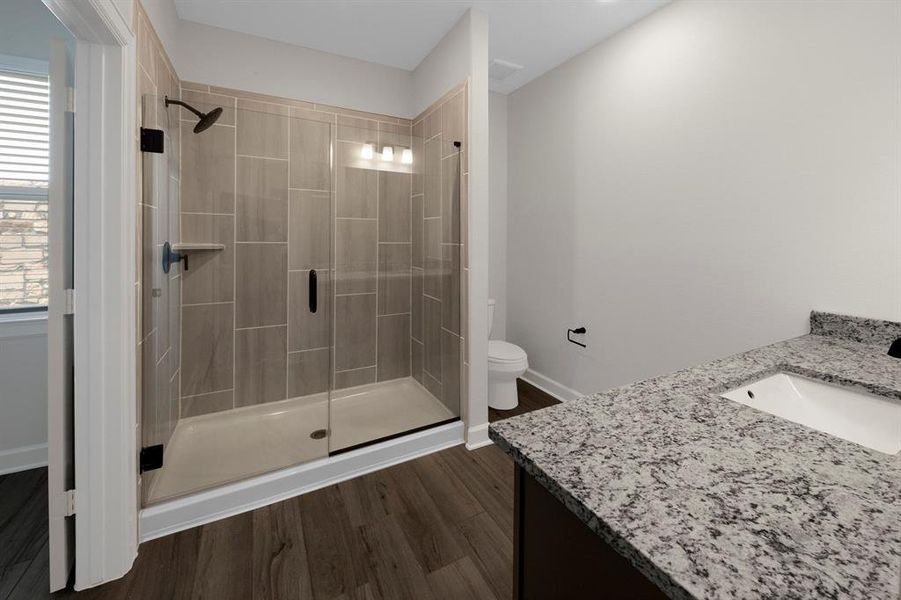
[489,312,901,599]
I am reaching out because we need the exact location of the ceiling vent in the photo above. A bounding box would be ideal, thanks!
[489,59,524,82]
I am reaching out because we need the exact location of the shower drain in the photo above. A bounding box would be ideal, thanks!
[310,429,328,440]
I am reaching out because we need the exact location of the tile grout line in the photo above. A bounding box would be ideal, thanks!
[286,111,291,402]
[409,152,414,382]
[236,153,288,161]
[288,346,330,355]
[177,85,185,427]
[438,125,444,396]
[181,300,234,307]
[334,364,376,374]
[181,211,234,216]
[182,387,234,400]
[289,187,330,193]
[180,118,234,129]
[235,323,287,331]
[375,126,380,384]
[232,97,238,410]
[330,120,337,416]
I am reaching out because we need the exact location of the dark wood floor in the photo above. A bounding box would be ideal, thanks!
[488,379,559,424]
[4,380,558,600]
[0,467,49,600]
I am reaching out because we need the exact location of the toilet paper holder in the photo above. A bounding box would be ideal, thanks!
[567,326,587,348]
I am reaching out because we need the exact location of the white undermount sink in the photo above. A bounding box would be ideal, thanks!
[721,373,901,454]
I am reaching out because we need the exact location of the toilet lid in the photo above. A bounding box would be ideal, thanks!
[488,340,527,363]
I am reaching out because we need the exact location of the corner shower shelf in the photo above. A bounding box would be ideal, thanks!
[171,243,225,252]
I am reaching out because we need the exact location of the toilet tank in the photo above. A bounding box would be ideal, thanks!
[488,299,496,337]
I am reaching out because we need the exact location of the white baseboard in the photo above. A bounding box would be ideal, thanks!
[139,421,464,542]
[521,368,584,402]
[465,423,492,449]
[0,443,48,475]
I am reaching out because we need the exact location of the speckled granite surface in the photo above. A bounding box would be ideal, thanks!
[810,311,901,347]
[490,312,901,600]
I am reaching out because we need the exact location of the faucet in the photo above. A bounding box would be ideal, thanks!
[889,337,901,359]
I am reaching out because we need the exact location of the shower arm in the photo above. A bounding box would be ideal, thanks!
[164,97,204,120]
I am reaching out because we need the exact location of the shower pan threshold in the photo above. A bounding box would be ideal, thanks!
[145,377,456,505]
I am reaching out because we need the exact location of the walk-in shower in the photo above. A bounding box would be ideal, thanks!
[139,83,468,505]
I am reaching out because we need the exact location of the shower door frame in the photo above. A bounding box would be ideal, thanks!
[42,0,140,591]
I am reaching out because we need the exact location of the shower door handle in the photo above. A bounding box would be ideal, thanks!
[309,269,318,313]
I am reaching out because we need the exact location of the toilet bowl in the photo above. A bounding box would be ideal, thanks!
[488,299,529,410]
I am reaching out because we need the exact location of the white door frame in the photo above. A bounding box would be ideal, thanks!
[41,0,138,590]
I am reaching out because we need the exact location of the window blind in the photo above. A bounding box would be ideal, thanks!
[0,69,50,192]
[0,68,49,310]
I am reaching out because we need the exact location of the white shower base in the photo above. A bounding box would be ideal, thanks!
[146,377,455,504]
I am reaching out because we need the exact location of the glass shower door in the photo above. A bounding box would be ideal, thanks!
[139,93,178,505]
[327,116,461,454]
[140,95,335,504]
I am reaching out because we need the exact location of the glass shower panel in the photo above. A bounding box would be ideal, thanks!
[139,94,179,505]
[328,118,460,454]
[141,97,334,505]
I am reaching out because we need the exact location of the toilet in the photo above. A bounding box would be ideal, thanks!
[488,299,529,410]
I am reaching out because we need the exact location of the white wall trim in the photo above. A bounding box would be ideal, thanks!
[0,443,48,476]
[464,423,492,450]
[521,368,584,402]
[140,421,464,542]
[72,37,137,591]
[43,0,131,46]
[465,8,491,452]
[41,0,137,591]
[0,313,48,339]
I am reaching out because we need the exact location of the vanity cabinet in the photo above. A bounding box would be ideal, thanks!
[514,466,667,599]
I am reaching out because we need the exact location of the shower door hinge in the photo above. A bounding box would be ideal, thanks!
[66,86,75,113]
[140,128,164,153]
[50,489,76,518]
[140,444,164,473]
[64,288,75,315]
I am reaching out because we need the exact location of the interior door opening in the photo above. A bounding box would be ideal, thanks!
[0,0,76,594]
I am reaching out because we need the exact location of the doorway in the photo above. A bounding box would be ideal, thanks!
[0,0,75,594]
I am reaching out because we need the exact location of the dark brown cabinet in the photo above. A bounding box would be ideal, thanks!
[514,466,668,599]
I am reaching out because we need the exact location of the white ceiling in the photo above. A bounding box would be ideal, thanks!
[173,0,669,94]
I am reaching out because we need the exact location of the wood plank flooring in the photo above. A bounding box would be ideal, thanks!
[2,380,558,600]
[488,379,560,423]
[0,467,49,600]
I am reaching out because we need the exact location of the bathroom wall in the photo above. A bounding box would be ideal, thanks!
[411,81,468,415]
[0,318,48,474]
[176,19,416,119]
[139,0,178,68]
[412,8,490,446]
[506,0,901,396]
[176,82,415,417]
[135,0,181,491]
[488,92,508,341]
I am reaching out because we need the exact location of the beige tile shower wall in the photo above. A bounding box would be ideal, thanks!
[333,118,414,389]
[411,82,469,416]
[135,1,181,497]
[178,81,414,416]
